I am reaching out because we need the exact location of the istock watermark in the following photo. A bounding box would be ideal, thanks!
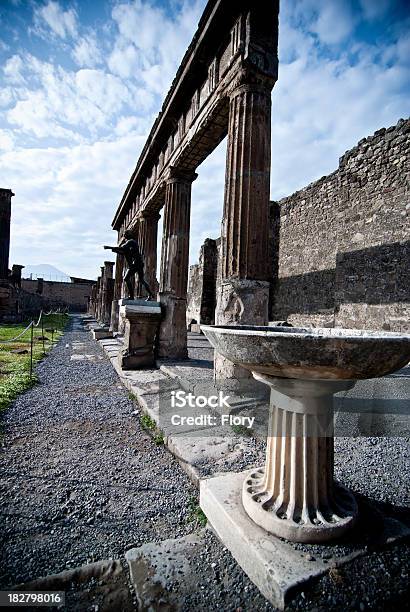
[156,380,410,439]
[171,389,230,409]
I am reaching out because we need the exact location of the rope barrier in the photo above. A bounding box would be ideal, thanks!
[0,309,69,379]
[0,321,34,344]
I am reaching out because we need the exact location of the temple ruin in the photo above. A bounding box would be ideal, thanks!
[108,0,280,381]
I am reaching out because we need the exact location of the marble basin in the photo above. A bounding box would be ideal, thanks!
[201,324,410,543]
[201,324,410,380]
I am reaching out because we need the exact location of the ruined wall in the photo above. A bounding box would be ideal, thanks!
[21,279,93,312]
[271,118,410,331]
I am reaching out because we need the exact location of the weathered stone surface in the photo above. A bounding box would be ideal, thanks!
[214,279,270,382]
[125,533,205,611]
[0,188,14,280]
[135,210,159,299]
[92,327,113,340]
[271,118,410,332]
[158,168,197,359]
[202,324,410,381]
[118,300,161,369]
[200,470,410,610]
[186,238,218,327]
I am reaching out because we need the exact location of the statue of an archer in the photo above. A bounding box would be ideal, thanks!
[104,230,154,301]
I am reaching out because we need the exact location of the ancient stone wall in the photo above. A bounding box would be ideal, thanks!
[271,118,409,331]
[187,118,409,332]
[21,279,93,312]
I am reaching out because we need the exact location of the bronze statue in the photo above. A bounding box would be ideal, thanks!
[104,230,154,301]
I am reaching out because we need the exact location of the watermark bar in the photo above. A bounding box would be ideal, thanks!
[0,592,65,607]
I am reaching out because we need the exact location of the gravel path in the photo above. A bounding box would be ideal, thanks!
[0,315,409,611]
[0,315,198,587]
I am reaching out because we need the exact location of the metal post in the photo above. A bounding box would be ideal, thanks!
[29,323,34,380]
[41,315,45,355]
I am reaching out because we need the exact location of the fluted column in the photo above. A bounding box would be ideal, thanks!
[0,189,14,280]
[215,81,273,382]
[242,376,358,543]
[158,167,197,358]
[135,210,160,299]
[110,250,124,332]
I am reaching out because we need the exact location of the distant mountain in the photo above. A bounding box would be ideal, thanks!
[22,264,70,282]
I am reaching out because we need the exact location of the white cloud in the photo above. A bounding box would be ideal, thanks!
[4,57,139,141]
[3,54,25,84]
[109,0,205,96]
[72,34,103,68]
[310,0,356,45]
[0,129,14,152]
[34,1,78,39]
[4,132,147,277]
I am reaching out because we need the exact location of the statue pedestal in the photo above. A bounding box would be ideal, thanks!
[118,299,161,369]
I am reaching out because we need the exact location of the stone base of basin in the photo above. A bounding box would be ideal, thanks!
[118,300,161,370]
[200,470,410,610]
[243,375,358,543]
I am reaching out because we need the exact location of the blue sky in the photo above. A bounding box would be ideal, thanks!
[0,0,409,279]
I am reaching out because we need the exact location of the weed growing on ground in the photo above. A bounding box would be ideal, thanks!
[140,413,164,445]
[140,413,156,431]
[231,423,253,437]
[187,496,207,527]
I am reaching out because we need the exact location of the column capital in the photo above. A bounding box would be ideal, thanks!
[165,166,198,185]
[137,208,161,222]
[228,65,275,100]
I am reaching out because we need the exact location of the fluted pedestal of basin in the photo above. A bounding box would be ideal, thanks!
[243,375,358,543]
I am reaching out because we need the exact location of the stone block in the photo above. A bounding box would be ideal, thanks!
[92,327,113,340]
[118,301,161,370]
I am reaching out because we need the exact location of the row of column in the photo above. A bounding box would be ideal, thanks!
[89,261,114,326]
[109,79,273,376]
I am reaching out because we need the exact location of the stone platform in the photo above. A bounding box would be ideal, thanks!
[200,471,410,610]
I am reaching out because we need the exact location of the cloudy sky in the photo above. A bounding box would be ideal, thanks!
[0,0,409,279]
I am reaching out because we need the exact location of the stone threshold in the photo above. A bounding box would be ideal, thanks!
[97,337,265,486]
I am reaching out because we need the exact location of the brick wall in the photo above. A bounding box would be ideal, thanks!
[21,279,94,312]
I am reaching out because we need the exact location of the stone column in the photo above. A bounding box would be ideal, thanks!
[102,261,114,326]
[0,189,14,280]
[110,251,124,332]
[158,167,197,358]
[97,266,104,322]
[215,80,273,381]
[135,210,160,299]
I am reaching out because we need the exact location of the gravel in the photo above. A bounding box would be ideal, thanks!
[0,315,197,587]
[1,315,409,611]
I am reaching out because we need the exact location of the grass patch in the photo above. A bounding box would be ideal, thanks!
[187,496,207,527]
[231,423,253,437]
[140,413,156,431]
[140,413,164,445]
[0,313,69,412]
